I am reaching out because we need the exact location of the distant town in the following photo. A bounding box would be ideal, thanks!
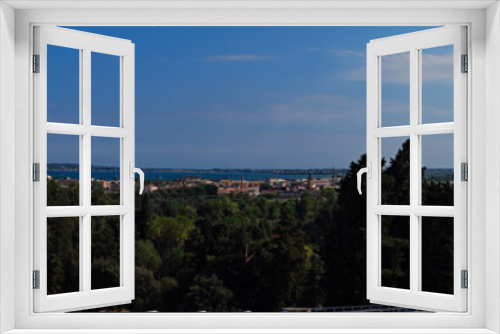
[145,173,341,197]
[47,164,454,198]
[48,166,344,197]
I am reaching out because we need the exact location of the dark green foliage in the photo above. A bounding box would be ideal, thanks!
[47,139,453,312]
[131,266,161,311]
[421,217,454,294]
[300,253,326,307]
[47,217,79,295]
[91,182,120,206]
[91,216,120,290]
[47,178,79,206]
[382,139,410,205]
[180,274,236,312]
[380,141,412,288]
[381,216,410,289]
[324,154,367,306]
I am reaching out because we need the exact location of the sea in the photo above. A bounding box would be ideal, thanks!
[48,170,332,182]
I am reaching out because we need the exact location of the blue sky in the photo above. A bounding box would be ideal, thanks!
[47,26,454,169]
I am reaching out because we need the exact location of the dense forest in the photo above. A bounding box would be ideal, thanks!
[46,140,454,312]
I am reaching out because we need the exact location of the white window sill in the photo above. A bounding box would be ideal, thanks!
[4,329,497,334]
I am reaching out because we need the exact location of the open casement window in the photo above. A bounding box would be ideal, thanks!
[364,26,467,312]
[33,26,142,312]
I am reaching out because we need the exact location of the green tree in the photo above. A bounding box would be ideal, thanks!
[47,217,79,295]
[132,266,161,311]
[299,252,326,307]
[324,154,367,306]
[91,216,120,290]
[258,202,308,311]
[180,274,236,312]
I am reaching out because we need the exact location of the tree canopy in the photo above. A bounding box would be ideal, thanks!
[47,139,454,311]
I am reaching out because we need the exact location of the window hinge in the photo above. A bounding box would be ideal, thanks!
[33,54,40,73]
[461,54,468,73]
[33,270,40,289]
[33,163,40,182]
[461,270,468,289]
[461,162,468,181]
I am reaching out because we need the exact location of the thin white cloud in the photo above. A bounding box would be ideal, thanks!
[343,67,366,81]
[294,95,352,103]
[379,52,410,83]
[342,52,453,83]
[328,49,365,58]
[263,94,366,124]
[307,48,365,58]
[175,94,366,125]
[201,54,273,62]
[381,101,410,114]
[422,54,453,81]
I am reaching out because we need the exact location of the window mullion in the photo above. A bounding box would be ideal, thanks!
[409,47,420,294]
[82,47,92,294]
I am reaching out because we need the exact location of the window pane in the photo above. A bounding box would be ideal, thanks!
[91,137,121,206]
[91,216,120,290]
[381,52,410,127]
[92,52,120,127]
[47,217,80,295]
[47,134,80,206]
[421,133,454,206]
[421,217,454,295]
[421,45,454,124]
[47,45,80,124]
[381,136,410,205]
[381,215,410,290]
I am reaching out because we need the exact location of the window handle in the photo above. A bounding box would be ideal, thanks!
[357,162,371,195]
[129,162,144,195]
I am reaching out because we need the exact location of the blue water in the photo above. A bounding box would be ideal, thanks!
[48,170,330,181]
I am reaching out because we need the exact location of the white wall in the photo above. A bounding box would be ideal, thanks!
[0,2,16,333]
[485,2,500,332]
[6,4,494,332]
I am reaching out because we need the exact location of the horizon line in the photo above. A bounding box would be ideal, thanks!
[47,165,454,171]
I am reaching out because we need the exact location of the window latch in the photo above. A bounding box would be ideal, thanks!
[357,162,371,195]
[129,161,144,195]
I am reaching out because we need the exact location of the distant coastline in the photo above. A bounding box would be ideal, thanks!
[47,163,344,175]
[47,163,453,182]
[47,164,345,182]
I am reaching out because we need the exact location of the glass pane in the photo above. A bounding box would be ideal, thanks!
[92,52,120,127]
[47,134,80,206]
[381,52,410,127]
[91,216,120,290]
[47,45,80,124]
[381,136,410,205]
[91,137,121,206]
[421,45,454,124]
[381,215,410,290]
[47,217,80,295]
[421,133,454,206]
[421,217,454,294]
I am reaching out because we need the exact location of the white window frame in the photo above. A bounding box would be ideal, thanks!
[1,1,499,333]
[33,26,136,313]
[366,26,468,312]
